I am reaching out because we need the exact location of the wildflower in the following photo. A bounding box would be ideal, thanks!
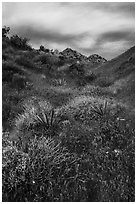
[120,118,125,121]
[114,149,122,156]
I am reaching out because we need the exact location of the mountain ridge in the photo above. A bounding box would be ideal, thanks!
[60,47,107,65]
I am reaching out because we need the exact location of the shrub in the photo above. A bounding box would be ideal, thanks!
[10,35,32,50]
[96,76,113,87]
[3,132,99,202]
[9,97,65,148]
[15,55,36,69]
[34,53,59,66]
[2,84,23,130]
[90,120,135,201]
[2,26,10,38]
[58,96,135,201]
[3,134,76,201]
[85,73,97,82]
[3,94,135,201]
[2,61,25,82]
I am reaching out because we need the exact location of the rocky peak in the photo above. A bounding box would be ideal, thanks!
[87,54,107,64]
[60,48,87,61]
[60,48,107,64]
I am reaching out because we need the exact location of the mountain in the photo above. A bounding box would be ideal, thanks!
[60,48,107,65]
[89,46,135,106]
[87,54,107,64]
[60,48,87,61]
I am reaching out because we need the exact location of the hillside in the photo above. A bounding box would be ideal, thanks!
[60,47,107,64]
[89,46,135,106]
[2,27,135,202]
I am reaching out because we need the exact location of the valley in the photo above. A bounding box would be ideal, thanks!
[2,27,135,202]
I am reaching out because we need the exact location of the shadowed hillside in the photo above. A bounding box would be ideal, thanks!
[86,46,135,107]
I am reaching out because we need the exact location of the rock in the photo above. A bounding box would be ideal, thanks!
[60,48,107,65]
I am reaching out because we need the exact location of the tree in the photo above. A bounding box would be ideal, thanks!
[40,45,45,51]
[2,26,10,38]
[10,35,32,50]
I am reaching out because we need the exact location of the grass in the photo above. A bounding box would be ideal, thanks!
[3,134,82,202]
[3,97,134,201]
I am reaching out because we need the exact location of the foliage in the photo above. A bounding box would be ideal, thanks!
[39,45,49,53]
[2,26,10,38]
[85,73,97,82]
[34,53,59,66]
[10,35,32,50]
[2,26,135,202]
[2,60,25,82]
[3,134,83,201]
[96,76,113,87]
[15,55,36,69]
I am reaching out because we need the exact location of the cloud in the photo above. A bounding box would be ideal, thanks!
[99,30,135,43]
[2,2,135,59]
[14,25,84,43]
[10,24,88,50]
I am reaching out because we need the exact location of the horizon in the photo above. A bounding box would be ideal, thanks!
[2,2,135,60]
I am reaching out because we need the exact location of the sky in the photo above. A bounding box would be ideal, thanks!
[2,2,135,60]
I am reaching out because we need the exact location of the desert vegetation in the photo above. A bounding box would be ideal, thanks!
[2,26,135,202]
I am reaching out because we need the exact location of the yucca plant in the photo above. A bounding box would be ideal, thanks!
[91,100,109,116]
[9,98,68,152]
[36,108,56,129]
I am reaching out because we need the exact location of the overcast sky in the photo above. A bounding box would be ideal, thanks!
[2,2,135,60]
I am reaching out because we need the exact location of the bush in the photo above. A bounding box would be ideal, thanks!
[2,26,10,38]
[85,73,97,82]
[58,96,135,201]
[2,61,25,82]
[3,134,79,201]
[15,55,36,69]
[2,85,23,130]
[90,120,135,201]
[3,94,135,201]
[10,97,64,147]
[10,35,32,50]
[3,131,100,202]
[35,53,59,66]
[96,76,113,87]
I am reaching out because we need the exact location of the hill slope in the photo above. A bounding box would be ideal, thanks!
[87,46,135,106]
[2,27,135,202]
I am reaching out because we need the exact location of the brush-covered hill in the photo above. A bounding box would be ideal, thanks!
[2,26,135,202]
[87,46,135,106]
[2,26,135,129]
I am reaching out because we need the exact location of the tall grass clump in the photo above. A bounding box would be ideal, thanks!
[57,95,135,201]
[9,97,67,150]
[3,131,100,202]
[3,133,84,201]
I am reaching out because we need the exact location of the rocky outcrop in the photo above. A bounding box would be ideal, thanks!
[87,54,107,64]
[60,48,107,64]
[60,48,87,61]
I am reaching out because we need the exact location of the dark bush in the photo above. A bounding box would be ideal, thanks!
[15,55,36,69]
[85,73,97,82]
[10,35,32,50]
[97,77,113,87]
[2,26,10,38]
[2,61,25,82]
[35,54,59,66]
